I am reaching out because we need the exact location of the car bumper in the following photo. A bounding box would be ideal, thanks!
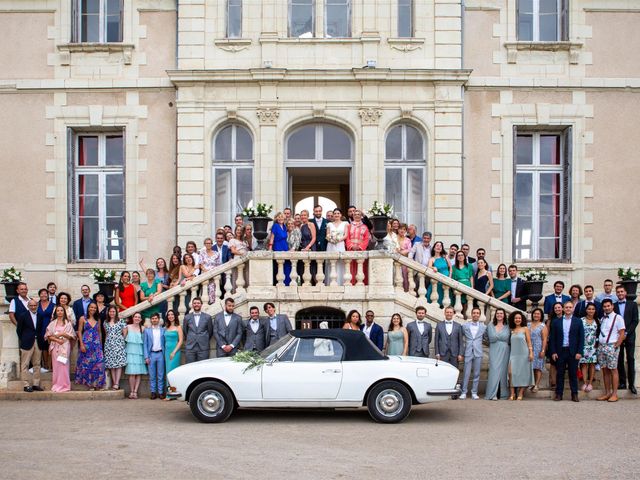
[167,391,182,400]
[427,385,461,397]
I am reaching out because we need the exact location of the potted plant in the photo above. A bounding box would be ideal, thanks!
[617,267,640,301]
[521,268,548,308]
[90,268,117,302]
[243,203,273,250]
[367,201,394,250]
[1,266,23,306]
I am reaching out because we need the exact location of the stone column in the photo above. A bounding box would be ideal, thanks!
[256,106,280,208]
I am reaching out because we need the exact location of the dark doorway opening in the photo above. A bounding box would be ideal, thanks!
[296,307,346,329]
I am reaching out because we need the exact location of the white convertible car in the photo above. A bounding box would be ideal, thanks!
[167,329,461,423]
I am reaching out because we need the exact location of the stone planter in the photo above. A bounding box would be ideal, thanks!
[96,281,117,304]
[524,280,546,309]
[617,279,639,302]
[1,281,20,309]
[369,215,389,250]
[249,216,272,250]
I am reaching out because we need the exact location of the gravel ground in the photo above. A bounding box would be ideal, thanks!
[1,398,638,480]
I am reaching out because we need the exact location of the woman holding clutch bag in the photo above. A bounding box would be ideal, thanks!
[45,305,76,393]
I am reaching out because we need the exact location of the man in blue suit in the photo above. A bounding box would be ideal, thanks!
[144,312,166,399]
[360,310,384,351]
[312,205,329,252]
[549,300,584,402]
[574,285,603,318]
[213,231,231,298]
[72,285,93,327]
[543,281,571,315]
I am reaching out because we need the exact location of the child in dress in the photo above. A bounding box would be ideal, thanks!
[124,312,147,399]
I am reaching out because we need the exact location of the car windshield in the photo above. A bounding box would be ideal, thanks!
[259,334,293,360]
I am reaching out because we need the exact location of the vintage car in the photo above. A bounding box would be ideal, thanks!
[167,329,461,423]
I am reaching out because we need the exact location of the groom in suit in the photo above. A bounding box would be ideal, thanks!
[549,300,584,402]
[460,307,487,399]
[182,297,213,363]
[361,310,384,351]
[435,306,464,369]
[243,306,268,352]
[213,298,244,357]
[406,306,433,357]
[263,302,292,346]
[312,205,328,252]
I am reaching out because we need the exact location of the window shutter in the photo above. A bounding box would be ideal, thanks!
[68,129,76,261]
[119,0,124,42]
[512,125,519,260]
[71,0,78,42]
[560,0,569,41]
[515,0,520,40]
[561,127,572,261]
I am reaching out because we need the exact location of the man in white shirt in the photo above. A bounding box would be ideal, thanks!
[447,244,458,267]
[143,312,166,399]
[46,282,57,304]
[597,299,626,402]
[243,306,268,352]
[406,306,433,358]
[460,307,487,399]
[213,298,243,357]
[435,306,464,368]
[9,282,31,327]
[360,310,384,351]
[595,279,617,303]
[16,300,44,392]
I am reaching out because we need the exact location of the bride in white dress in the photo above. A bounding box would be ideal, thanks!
[325,208,347,285]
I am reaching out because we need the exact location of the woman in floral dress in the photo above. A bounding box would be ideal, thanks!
[75,302,105,390]
[580,303,599,392]
[528,308,548,392]
[103,305,127,390]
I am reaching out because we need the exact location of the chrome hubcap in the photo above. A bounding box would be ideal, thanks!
[376,389,404,417]
[198,390,225,416]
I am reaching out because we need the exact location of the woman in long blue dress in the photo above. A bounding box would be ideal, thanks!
[269,212,291,285]
[36,288,54,370]
[508,311,534,400]
[426,241,451,307]
[485,308,510,400]
[164,309,183,375]
[75,302,106,390]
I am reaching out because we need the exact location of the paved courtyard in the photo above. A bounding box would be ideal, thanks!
[2,398,638,479]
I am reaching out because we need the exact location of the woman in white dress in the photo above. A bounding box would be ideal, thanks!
[325,208,347,286]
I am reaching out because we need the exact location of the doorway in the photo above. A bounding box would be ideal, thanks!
[296,307,346,329]
[288,167,351,215]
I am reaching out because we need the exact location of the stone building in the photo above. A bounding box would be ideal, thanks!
[1,0,639,292]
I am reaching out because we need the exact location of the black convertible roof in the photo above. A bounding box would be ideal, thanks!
[291,329,386,361]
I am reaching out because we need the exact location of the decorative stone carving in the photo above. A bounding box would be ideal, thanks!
[388,43,422,52]
[256,107,279,124]
[217,43,251,53]
[358,107,383,125]
[214,39,252,53]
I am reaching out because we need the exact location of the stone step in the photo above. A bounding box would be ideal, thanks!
[0,389,124,401]
[482,388,638,401]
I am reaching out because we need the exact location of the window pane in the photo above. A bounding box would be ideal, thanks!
[539,172,560,195]
[385,126,402,160]
[106,194,124,217]
[79,217,100,259]
[227,0,242,38]
[105,135,124,165]
[326,0,351,38]
[516,135,533,165]
[540,0,558,14]
[106,217,125,261]
[215,168,232,228]
[539,238,560,259]
[323,125,351,159]
[385,168,403,220]
[78,136,99,166]
[82,0,100,14]
[539,135,560,165]
[517,0,533,42]
[406,168,424,231]
[236,168,253,212]
[515,172,533,215]
[514,215,533,260]
[79,174,99,195]
[405,125,424,160]
[539,13,558,41]
[215,126,233,161]
[519,0,533,14]
[106,0,122,42]
[294,338,343,362]
[539,215,560,238]
[106,173,124,195]
[288,126,315,159]
[80,195,99,217]
[290,0,314,38]
[235,126,253,160]
[398,0,412,38]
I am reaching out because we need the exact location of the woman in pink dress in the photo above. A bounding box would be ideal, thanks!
[45,305,76,392]
[396,223,412,291]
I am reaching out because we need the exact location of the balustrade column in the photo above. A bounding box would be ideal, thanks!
[223,272,233,298]
[275,259,285,287]
[236,263,246,293]
[355,259,365,286]
[442,285,452,308]
[408,270,416,296]
[453,291,463,317]
[289,262,299,287]
[417,274,427,298]
[201,279,210,305]
[302,259,312,286]
[430,279,439,304]
[329,259,338,286]
[213,275,222,302]
[189,286,197,311]
[178,290,187,319]
[316,258,325,285]
[394,263,403,292]
[342,259,352,286]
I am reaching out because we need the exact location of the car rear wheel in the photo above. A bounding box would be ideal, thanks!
[366,381,412,424]
[189,381,234,423]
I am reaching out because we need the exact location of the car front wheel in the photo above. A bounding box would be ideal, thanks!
[189,381,235,423]
[366,381,412,424]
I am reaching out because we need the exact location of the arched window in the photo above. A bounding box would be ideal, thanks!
[287,124,352,162]
[212,124,253,228]
[384,123,426,231]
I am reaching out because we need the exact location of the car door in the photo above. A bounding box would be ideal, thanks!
[261,337,344,400]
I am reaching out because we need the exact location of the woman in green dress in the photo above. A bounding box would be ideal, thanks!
[508,311,534,400]
[485,308,511,400]
[493,263,512,305]
[385,313,408,356]
[164,309,183,377]
[451,250,474,317]
[140,268,162,320]
[427,241,452,307]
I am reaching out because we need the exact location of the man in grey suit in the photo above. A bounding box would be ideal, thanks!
[435,306,464,369]
[213,298,244,357]
[460,307,487,400]
[406,306,432,357]
[182,297,213,363]
[264,302,292,346]
[243,305,268,352]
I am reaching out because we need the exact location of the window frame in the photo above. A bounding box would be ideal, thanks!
[68,130,126,263]
[226,0,243,39]
[517,0,568,42]
[285,123,353,164]
[397,0,414,38]
[324,0,352,38]
[288,0,316,38]
[212,124,254,228]
[513,129,571,262]
[72,0,124,44]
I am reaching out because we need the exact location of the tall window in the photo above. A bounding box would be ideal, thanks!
[227,0,242,38]
[325,0,351,38]
[517,0,568,41]
[213,124,254,228]
[73,0,123,43]
[514,129,571,261]
[385,124,426,232]
[398,0,413,38]
[70,131,125,261]
[289,0,315,38]
[287,124,352,162]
